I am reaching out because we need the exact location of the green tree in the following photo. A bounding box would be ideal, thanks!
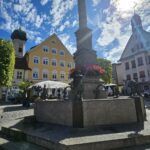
[19,81,32,98]
[97,58,112,83]
[0,39,15,87]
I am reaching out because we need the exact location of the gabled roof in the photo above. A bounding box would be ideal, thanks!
[120,30,150,61]
[26,34,73,57]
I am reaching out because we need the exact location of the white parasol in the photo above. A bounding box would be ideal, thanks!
[29,80,69,89]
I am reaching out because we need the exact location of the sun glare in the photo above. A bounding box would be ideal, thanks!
[117,0,138,12]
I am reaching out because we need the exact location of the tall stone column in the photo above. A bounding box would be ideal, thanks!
[74,0,97,68]
[78,0,87,29]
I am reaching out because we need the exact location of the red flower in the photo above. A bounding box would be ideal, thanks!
[69,65,105,78]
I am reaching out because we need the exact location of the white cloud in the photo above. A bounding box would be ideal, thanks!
[59,34,76,54]
[40,0,49,6]
[97,18,121,46]
[92,0,102,6]
[96,0,150,62]
[58,20,70,32]
[50,0,76,27]
[72,20,78,27]
[104,34,129,62]
[35,37,43,44]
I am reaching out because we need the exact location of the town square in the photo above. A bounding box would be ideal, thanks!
[0,0,150,149]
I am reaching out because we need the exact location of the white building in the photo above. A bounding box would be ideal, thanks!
[119,13,150,91]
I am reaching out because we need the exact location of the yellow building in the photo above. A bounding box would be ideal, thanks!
[11,28,74,86]
[26,34,74,82]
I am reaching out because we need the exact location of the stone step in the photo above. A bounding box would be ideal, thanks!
[0,135,48,150]
[116,144,150,150]
[2,123,150,150]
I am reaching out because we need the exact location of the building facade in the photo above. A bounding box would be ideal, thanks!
[26,34,74,82]
[11,28,74,86]
[119,14,150,91]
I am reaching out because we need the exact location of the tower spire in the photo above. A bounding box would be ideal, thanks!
[78,0,87,28]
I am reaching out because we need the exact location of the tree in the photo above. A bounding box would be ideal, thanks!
[97,58,112,83]
[19,81,32,98]
[0,39,15,87]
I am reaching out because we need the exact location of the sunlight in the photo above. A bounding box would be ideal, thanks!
[117,0,138,12]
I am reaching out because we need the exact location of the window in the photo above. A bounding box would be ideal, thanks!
[43,58,49,65]
[17,71,22,79]
[51,41,56,44]
[146,42,150,47]
[126,74,131,80]
[52,48,57,54]
[148,56,150,64]
[60,50,65,56]
[131,60,136,68]
[133,73,138,80]
[68,63,72,68]
[33,56,39,64]
[52,71,57,80]
[60,72,65,80]
[139,71,145,78]
[52,59,57,66]
[131,48,135,53]
[125,62,129,70]
[60,61,65,67]
[137,57,143,66]
[43,46,49,52]
[43,70,48,80]
[148,70,150,77]
[140,43,143,49]
[32,69,39,79]
[19,47,22,53]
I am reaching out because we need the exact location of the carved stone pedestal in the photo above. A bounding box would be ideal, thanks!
[82,77,107,99]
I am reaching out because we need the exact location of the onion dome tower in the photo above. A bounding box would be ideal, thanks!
[11,27,27,57]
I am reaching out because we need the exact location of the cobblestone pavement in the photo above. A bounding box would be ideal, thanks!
[0,103,47,150]
[0,104,34,123]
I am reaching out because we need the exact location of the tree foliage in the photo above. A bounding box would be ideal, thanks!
[0,39,15,87]
[19,81,32,97]
[97,58,112,83]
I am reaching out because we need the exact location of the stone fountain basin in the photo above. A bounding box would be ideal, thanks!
[34,96,145,128]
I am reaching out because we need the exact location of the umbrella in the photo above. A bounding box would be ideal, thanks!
[29,80,69,89]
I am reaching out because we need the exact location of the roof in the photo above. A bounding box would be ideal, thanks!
[120,30,150,61]
[120,14,150,61]
[27,33,73,57]
[11,28,27,41]
[15,57,31,70]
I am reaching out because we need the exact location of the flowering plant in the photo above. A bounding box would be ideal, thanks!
[69,64,105,78]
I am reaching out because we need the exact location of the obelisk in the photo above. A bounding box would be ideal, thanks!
[73,0,107,99]
[74,0,97,68]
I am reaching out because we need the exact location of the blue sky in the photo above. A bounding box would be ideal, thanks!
[0,0,150,62]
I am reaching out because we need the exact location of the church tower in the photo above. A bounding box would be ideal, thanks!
[11,28,27,58]
[131,13,143,33]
